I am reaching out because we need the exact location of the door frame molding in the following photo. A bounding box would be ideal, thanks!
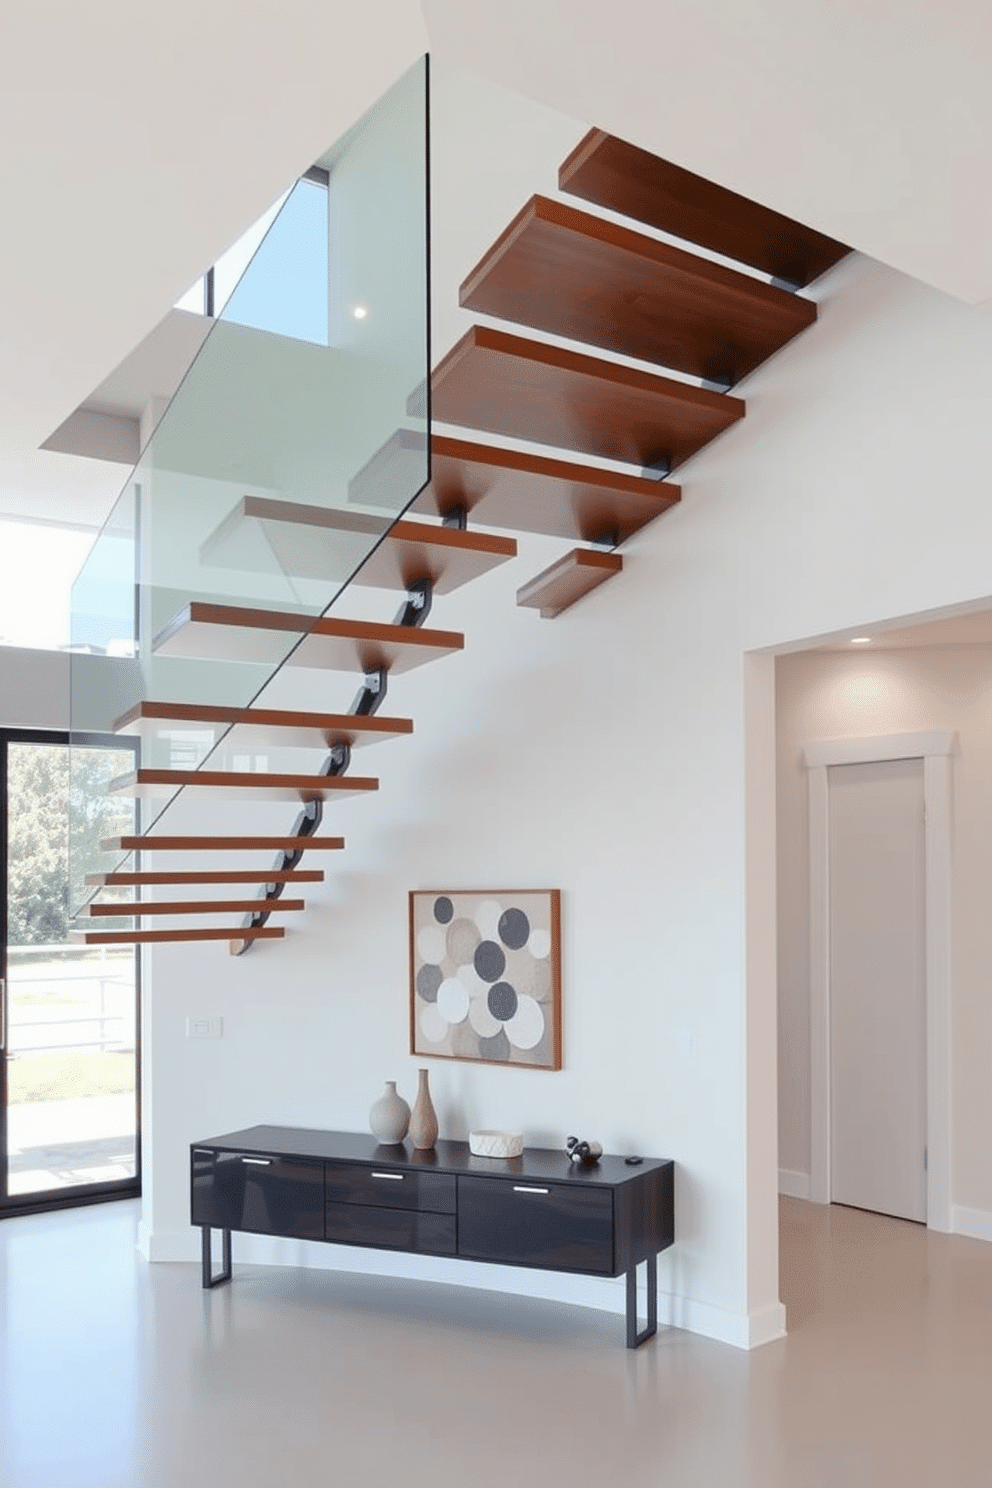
[804,729,954,1231]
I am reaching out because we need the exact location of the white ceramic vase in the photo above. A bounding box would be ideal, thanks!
[369,1081,410,1144]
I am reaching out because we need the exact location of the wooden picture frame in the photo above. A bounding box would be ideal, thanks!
[409,889,562,1069]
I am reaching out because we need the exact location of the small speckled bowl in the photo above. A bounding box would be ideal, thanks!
[469,1129,524,1159]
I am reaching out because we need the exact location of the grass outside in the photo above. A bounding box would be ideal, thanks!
[7,1050,136,1104]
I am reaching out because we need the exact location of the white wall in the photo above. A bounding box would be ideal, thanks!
[776,644,992,1229]
[0,648,69,730]
[138,197,992,1346]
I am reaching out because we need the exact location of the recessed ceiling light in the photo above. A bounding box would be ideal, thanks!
[850,636,872,644]
[351,304,368,320]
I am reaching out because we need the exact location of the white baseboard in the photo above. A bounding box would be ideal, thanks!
[140,1227,781,1350]
[745,1301,788,1348]
[951,1205,992,1243]
[779,1168,811,1199]
[135,1217,155,1261]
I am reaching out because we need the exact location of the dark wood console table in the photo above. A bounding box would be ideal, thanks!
[190,1125,674,1348]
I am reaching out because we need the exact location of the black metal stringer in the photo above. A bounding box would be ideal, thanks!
[232,581,435,953]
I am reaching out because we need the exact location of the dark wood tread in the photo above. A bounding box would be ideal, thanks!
[70,926,286,946]
[106,769,378,802]
[101,835,346,852]
[413,433,679,543]
[153,603,464,674]
[113,700,413,750]
[430,326,743,471]
[203,497,516,594]
[78,898,306,918]
[559,129,850,288]
[517,548,623,619]
[85,869,324,886]
[459,194,816,386]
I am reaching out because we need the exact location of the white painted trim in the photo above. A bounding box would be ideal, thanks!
[804,729,955,769]
[746,1302,788,1348]
[806,729,954,1231]
[924,751,954,1232]
[135,1218,155,1261]
[951,1206,992,1244]
[778,1169,811,1199]
[139,1229,772,1350]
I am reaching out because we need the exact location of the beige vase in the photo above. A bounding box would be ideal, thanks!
[408,1068,438,1150]
[369,1081,410,1145]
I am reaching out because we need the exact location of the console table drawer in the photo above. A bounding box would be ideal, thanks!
[191,1149,324,1240]
[325,1161,456,1214]
[325,1201,456,1255]
[457,1176,614,1274]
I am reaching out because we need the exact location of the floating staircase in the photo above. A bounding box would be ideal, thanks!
[72,119,848,951]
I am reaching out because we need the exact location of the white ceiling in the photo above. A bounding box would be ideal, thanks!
[3,0,992,532]
[423,0,992,306]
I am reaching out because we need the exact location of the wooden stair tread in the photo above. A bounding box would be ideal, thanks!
[459,195,816,386]
[409,434,679,543]
[559,129,850,288]
[101,835,346,852]
[517,548,623,620]
[70,926,286,946]
[114,701,413,750]
[429,326,743,471]
[85,869,324,885]
[153,603,464,674]
[203,497,516,594]
[106,768,378,802]
[79,898,306,917]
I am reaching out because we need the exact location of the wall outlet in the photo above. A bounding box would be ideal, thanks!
[186,1016,223,1039]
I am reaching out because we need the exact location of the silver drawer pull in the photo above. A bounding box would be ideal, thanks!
[371,1171,404,1181]
[513,1185,549,1195]
[241,1157,272,1166]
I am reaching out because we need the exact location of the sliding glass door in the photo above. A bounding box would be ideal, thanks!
[0,731,140,1213]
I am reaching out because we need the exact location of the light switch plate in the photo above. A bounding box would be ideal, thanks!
[186,1016,223,1039]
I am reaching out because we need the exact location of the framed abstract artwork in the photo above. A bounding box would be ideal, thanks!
[409,889,562,1069]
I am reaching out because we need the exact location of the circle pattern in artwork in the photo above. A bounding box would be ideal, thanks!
[529,927,551,959]
[478,1028,511,1062]
[487,981,518,1023]
[417,924,447,965]
[416,963,443,1003]
[505,993,544,1050]
[475,900,503,939]
[498,907,530,950]
[419,1003,449,1044]
[413,893,556,1067]
[446,917,480,965]
[474,939,506,984]
[437,978,470,1024]
[469,995,502,1038]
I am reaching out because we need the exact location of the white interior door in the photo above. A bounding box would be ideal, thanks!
[828,757,927,1222]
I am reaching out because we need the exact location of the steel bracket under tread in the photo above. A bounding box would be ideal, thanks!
[394,576,434,630]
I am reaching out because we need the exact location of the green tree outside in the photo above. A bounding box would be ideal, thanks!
[7,744,134,946]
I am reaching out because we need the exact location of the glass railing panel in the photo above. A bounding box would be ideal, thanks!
[221,180,325,343]
[69,57,429,904]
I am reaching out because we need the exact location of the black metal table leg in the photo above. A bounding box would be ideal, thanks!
[201,1225,232,1288]
[626,1255,658,1347]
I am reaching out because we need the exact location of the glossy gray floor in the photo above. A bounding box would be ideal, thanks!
[1,1196,991,1487]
